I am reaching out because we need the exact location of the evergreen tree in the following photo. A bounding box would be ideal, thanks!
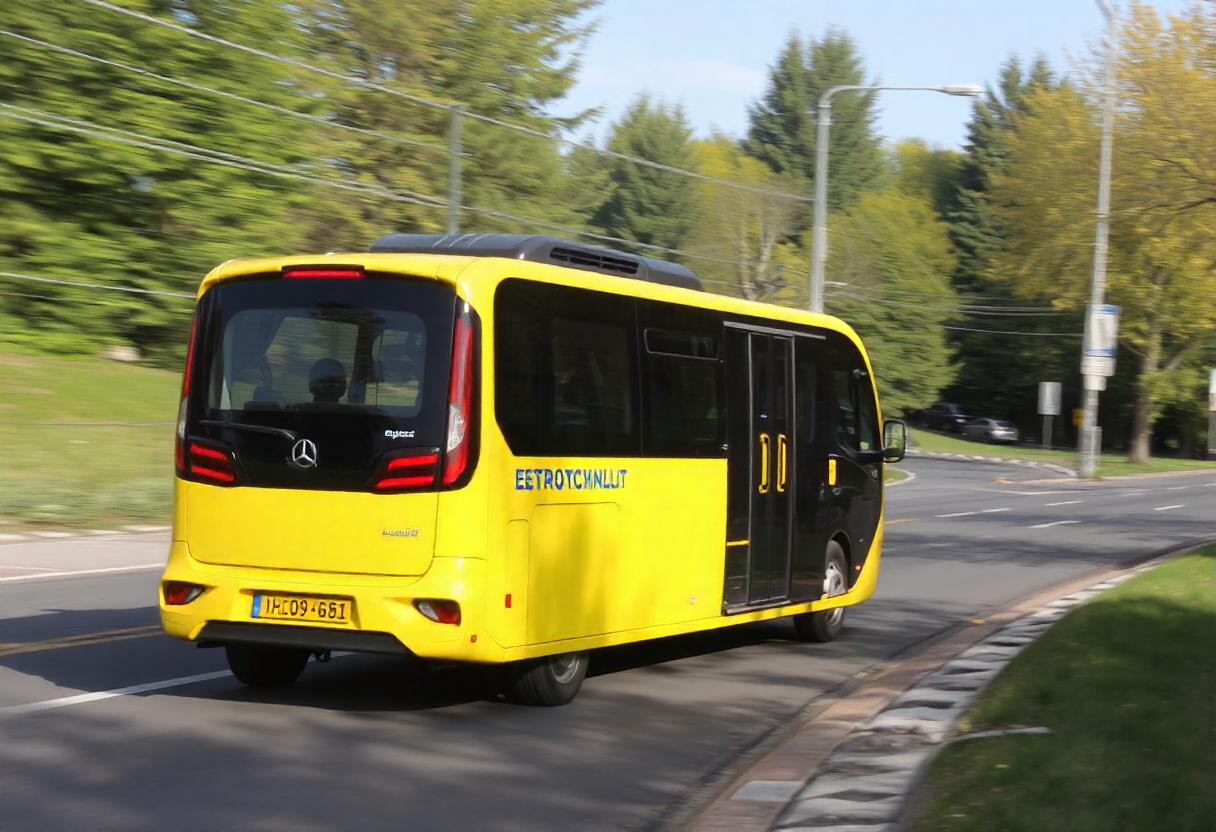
[745,29,883,212]
[0,0,320,359]
[589,96,697,252]
[942,55,1072,427]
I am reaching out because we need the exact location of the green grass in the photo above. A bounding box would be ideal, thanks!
[910,547,1216,832]
[884,466,911,484]
[909,428,1215,478]
[0,351,179,528]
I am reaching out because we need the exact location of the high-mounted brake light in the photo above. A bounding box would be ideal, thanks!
[282,267,365,279]
[442,305,475,485]
[175,313,199,475]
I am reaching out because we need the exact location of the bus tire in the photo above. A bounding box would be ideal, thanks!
[225,643,310,688]
[794,541,848,643]
[507,651,589,706]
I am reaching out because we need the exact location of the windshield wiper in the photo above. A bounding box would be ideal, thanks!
[199,420,297,442]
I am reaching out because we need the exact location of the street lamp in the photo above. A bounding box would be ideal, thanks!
[808,83,984,314]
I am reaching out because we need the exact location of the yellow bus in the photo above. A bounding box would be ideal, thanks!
[160,234,906,705]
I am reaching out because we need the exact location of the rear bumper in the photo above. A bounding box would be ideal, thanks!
[159,540,498,662]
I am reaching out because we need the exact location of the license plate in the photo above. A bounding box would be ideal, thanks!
[252,593,351,625]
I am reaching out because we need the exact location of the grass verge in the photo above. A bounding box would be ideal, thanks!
[884,466,911,484]
[909,428,1214,478]
[0,351,178,527]
[910,546,1216,832]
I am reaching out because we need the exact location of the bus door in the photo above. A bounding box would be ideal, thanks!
[723,326,795,609]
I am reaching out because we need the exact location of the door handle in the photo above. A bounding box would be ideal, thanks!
[758,433,770,494]
[777,433,788,493]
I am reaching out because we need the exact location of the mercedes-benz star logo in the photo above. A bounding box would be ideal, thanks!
[290,438,318,470]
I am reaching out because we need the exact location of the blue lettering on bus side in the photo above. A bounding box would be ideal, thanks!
[514,467,630,491]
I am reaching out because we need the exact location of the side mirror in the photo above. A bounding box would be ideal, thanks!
[883,419,907,463]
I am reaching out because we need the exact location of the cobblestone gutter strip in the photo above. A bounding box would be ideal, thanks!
[687,540,1212,832]
[905,450,1077,479]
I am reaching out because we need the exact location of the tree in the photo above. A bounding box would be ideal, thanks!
[941,55,1073,425]
[589,96,697,252]
[891,139,964,220]
[987,3,1216,463]
[826,192,959,416]
[683,135,804,302]
[0,0,320,359]
[746,29,884,212]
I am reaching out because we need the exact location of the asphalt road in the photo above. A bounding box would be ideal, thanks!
[1,458,1213,831]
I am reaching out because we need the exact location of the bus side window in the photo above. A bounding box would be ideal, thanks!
[832,369,859,450]
[853,370,879,452]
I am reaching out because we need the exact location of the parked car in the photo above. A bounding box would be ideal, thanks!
[961,418,1020,444]
[915,402,972,433]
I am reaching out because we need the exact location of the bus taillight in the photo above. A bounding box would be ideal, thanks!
[442,304,475,485]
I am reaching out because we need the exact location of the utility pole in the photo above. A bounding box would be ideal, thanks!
[1079,0,1118,478]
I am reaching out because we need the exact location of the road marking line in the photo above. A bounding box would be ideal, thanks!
[935,511,978,518]
[1046,500,1082,506]
[1030,520,1082,529]
[0,625,163,658]
[0,564,59,572]
[981,508,1010,513]
[29,531,74,539]
[884,518,920,525]
[0,563,162,583]
[0,669,234,718]
[123,525,170,533]
[0,534,29,543]
[1165,486,1188,491]
[1153,504,1184,511]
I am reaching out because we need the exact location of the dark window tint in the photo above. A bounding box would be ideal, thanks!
[192,275,455,490]
[496,279,640,456]
[640,303,724,457]
[829,335,879,454]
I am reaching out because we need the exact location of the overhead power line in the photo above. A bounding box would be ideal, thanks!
[79,0,813,204]
[0,29,447,155]
[0,104,778,282]
[0,271,195,299]
[943,325,1082,337]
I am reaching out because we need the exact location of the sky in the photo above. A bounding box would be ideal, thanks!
[560,0,1193,149]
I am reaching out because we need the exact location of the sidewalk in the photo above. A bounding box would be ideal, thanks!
[0,529,169,581]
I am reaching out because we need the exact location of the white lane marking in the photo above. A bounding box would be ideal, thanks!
[981,508,1011,513]
[0,564,59,573]
[0,670,233,718]
[1165,486,1188,491]
[935,511,978,518]
[1030,520,1083,529]
[1046,500,1082,506]
[29,531,73,539]
[1153,504,1184,511]
[122,525,170,533]
[0,564,161,583]
[0,534,29,543]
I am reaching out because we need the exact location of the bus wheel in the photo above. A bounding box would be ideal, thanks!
[794,541,849,643]
[507,651,589,706]
[225,643,310,688]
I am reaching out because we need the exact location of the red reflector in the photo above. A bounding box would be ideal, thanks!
[163,581,204,605]
[386,453,439,470]
[190,464,236,483]
[414,599,461,625]
[189,443,229,463]
[283,268,365,279]
[505,593,512,609]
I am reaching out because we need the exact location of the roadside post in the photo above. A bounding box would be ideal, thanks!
[1038,382,1062,450]
[1080,304,1120,475]
[1208,369,1216,460]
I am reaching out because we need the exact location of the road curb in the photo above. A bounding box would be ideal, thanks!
[0,526,170,545]
[906,450,1076,478]
[686,537,1216,832]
